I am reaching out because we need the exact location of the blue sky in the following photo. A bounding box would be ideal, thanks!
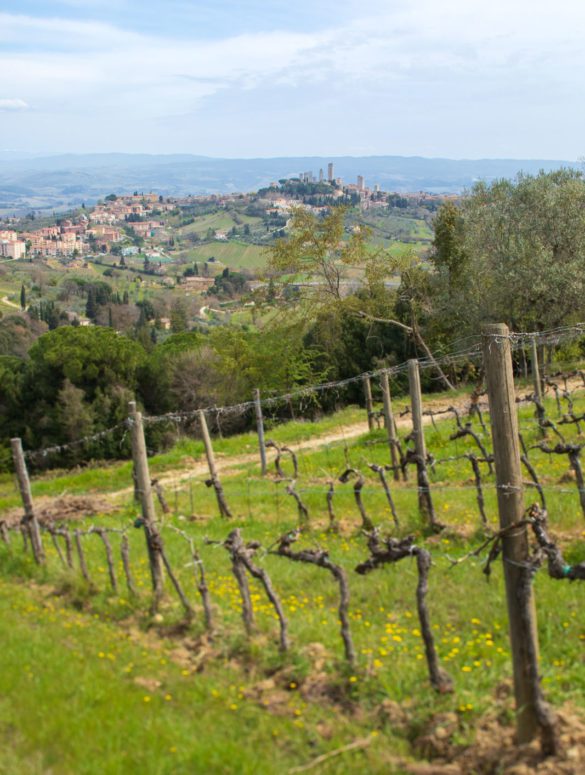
[0,0,584,159]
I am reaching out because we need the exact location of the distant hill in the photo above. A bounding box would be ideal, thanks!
[0,153,579,214]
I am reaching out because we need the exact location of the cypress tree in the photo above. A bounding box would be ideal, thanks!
[85,288,97,320]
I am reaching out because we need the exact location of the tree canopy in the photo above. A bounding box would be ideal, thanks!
[431,169,585,334]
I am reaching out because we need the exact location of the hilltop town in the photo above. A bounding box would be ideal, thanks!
[0,169,447,333]
[1,165,450,259]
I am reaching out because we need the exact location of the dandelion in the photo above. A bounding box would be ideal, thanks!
[143,696,151,703]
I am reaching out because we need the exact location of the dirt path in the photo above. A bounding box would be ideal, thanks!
[122,377,585,498]
[10,377,580,521]
[110,389,481,500]
[1,295,20,309]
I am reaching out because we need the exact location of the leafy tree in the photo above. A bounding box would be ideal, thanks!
[0,327,144,455]
[0,356,25,425]
[136,299,156,321]
[269,207,455,390]
[269,207,371,303]
[439,169,585,334]
[430,201,468,294]
[139,331,204,413]
[211,269,248,299]
[170,299,189,333]
[27,327,143,399]
[56,379,95,443]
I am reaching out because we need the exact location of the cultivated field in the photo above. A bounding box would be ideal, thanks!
[2,361,585,774]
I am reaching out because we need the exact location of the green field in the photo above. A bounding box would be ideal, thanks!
[176,211,261,237]
[176,240,269,270]
[2,380,585,772]
[352,212,433,246]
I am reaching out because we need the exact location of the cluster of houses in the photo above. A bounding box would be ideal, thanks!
[0,192,173,260]
[0,229,27,259]
[89,192,170,242]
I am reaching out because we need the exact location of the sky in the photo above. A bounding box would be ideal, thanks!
[0,0,584,159]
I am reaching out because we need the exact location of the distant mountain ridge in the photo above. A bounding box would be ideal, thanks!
[0,152,578,214]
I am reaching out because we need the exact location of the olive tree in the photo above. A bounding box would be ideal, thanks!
[436,169,585,333]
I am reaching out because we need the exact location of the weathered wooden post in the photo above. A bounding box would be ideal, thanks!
[363,375,375,431]
[380,371,400,481]
[482,323,549,747]
[531,335,543,404]
[408,360,436,526]
[408,360,426,459]
[528,334,548,438]
[254,388,267,476]
[128,401,165,609]
[10,438,44,564]
[198,410,233,518]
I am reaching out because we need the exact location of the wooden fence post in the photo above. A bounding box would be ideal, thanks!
[531,335,543,404]
[10,438,44,564]
[198,410,233,518]
[128,401,165,609]
[482,323,542,745]
[363,376,375,431]
[380,371,400,481]
[408,360,426,460]
[254,388,267,476]
[408,360,436,526]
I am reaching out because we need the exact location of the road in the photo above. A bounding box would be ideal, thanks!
[1,295,20,309]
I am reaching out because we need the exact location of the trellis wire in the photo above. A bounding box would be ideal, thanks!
[21,323,585,463]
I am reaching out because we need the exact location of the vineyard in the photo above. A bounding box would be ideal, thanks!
[3,325,585,774]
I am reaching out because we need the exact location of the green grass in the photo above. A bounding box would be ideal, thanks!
[177,212,261,238]
[2,384,585,772]
[175,240,268,270]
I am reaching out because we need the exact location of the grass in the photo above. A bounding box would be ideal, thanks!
[174,240,268,270]
[176,212,261,238]
[2,381,585,772]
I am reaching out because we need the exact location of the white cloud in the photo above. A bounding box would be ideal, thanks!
[2,5,584,107]
[0,98,28,111]
[0,2,584,155]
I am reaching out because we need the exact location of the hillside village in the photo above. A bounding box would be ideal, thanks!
[0,172,445,334]
[0,168,449,259]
